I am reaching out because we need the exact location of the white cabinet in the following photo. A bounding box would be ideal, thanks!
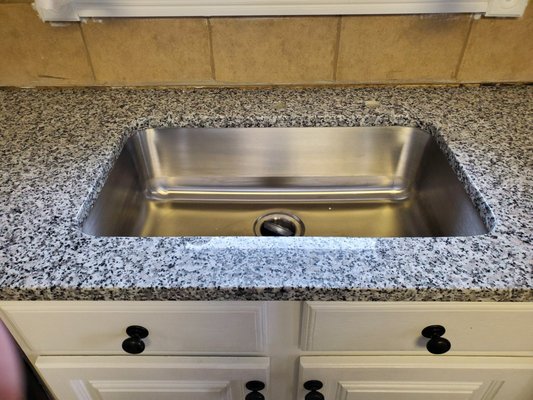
[300,302,533,354]
[2,301,533,400]
[0,301,266,355]
[296,302,533,400]
[298,356,533,400]
[36,356,269,400]
[0,301,271,400]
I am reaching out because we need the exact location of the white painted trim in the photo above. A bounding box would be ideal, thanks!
[33,0,529,21]
[486,0,529,16]
[335,381,487,399]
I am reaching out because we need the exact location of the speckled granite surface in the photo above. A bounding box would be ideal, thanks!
[0,86,531,301]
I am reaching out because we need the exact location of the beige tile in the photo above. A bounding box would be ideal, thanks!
[458,5,533,82]
[210,17,338,84]
[337,14,472,83]
[81,18,212,85]
[0,4,94,86]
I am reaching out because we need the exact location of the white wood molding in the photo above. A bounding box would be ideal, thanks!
[486,0,528,16]
[335,381,488,400]
[89,380,232,397]
[33,0,529,21]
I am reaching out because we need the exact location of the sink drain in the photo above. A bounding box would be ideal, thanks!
[254,212,305,237]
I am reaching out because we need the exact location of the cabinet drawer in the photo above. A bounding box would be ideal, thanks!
[301,302,533,354]
[0,301,266,355]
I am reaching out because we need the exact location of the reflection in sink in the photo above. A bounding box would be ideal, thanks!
[82,127,488,237]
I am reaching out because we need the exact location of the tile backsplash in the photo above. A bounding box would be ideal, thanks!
[0,2,531,86]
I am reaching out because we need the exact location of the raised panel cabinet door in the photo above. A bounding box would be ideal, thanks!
[35,356,269,400]
[298,356,533,400]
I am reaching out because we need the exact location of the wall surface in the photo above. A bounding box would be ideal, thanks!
[0,0,532,86]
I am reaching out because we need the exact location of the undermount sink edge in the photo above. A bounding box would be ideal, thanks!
[81,126,491,238]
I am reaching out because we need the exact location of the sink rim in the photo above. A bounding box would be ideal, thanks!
[79,125,494,238]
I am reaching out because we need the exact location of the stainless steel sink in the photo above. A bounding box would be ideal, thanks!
[82,127,488,237]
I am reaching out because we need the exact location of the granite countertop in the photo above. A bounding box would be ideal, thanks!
[0,86,531,301]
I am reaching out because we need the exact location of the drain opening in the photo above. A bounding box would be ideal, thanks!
[254,212,305,237]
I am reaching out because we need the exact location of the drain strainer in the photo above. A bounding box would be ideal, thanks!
[254,212,305,237]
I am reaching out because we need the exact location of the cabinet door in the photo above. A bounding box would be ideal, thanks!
[298,356,533,400]
[36,356,269,400]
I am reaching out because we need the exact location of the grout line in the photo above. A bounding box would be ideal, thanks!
[207,18,217,82]
[79,20,98,83]
[7,82,530,90]
[453,15,475,82]
[332,16,343,82]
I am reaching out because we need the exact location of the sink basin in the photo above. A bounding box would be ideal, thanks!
[82,127,488,237]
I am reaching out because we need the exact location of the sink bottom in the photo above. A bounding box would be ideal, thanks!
[86,201,483,237]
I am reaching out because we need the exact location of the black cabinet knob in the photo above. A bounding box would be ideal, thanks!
[121,325,149,354]
[304,380,324,400]
[245,380,265,400]
[422,325,451,354]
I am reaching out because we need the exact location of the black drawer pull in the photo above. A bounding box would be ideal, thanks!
[245,380,265,400]
[121,325,149,354]
[422,325,451,354]
[304,380,324,400]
